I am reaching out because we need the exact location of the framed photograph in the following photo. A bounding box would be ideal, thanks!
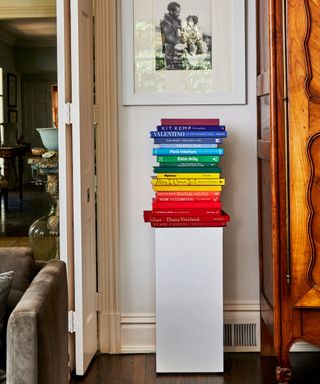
[122,0,246,105]
[7,73,17,107]
[8,109,17,124]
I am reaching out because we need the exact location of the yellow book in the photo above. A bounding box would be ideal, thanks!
[151,178,225,186]
[156,173,220,179]
[152,185,222,192]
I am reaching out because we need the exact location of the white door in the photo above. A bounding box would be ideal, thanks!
[57,0,97,375]
[23,83,53,148]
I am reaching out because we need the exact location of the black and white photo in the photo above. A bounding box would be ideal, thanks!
[156,2,212,71]
[122,0,246,105]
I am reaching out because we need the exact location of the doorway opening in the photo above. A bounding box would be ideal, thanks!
[0,15,59,258]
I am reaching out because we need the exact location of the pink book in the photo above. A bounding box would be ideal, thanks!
[161,118,220,125]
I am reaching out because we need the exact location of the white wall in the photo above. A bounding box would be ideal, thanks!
[118,0,258,348]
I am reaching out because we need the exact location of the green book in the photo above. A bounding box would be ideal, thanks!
[157,162,220,168]
[153,167,222,173]
[157,155,221,163]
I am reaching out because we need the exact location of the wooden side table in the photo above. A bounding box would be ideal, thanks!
[0,145,29,200]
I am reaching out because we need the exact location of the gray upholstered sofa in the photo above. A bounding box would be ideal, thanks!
[0,247,68,384]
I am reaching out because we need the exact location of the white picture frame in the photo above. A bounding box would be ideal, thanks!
[121,0,246,105]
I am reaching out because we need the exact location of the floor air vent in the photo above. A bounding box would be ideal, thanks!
[223,322,260,352]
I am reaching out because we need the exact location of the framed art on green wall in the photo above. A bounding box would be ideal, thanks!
[7,73,17,108]
[8,109,17,124]
[122,0,246,105]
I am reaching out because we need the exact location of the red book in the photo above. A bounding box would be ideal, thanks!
[144,210,229,220]
[152,199,221,209]
[155,191,221,198]
[144,209,222,219]
[155,196,220,202]
[161,118,220,125]
[147,214,228,223]
[150,222,227,228]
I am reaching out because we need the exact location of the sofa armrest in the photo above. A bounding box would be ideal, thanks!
[6,260,68,384]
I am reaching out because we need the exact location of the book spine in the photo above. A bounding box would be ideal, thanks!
[153,148,224,156]
[144,209,229,218]
[150,131,227,138]
[148,215,227,224]
[155,191,221,197]
[152,200,222,209]
[144,209,221,220]
[157,156,221,162]
[151,178,225,186]
[156,125,225,131]
[155,196,221,202]
[160,118,220,125]
[152,185,222,192]
[150,222,227,228]
[153,137,223,144]
[156,162,220,167]
[158,144,218,148]
[154,167,221,173]
[148,209,223,216]
[155,173,221,179]
[151,210,230,219]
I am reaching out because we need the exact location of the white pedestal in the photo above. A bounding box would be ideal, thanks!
[155,227,224,373]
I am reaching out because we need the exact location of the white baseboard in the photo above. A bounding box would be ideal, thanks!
[120,302,261,353]
[120,315,156,354]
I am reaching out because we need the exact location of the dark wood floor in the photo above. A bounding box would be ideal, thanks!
[70,352,320,384]
[0,183,51,237]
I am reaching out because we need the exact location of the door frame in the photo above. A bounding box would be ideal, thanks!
[94,0,121,353]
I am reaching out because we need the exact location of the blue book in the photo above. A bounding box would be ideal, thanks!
[152,148,224,156]
[150,131,227,138]
[156,125,225,131]
[158,144,218,148]
[153,137,223,144]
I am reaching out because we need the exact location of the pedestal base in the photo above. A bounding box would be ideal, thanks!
[155,227,224,373]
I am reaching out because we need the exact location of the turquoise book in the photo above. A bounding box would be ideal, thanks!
[152,148,224,156]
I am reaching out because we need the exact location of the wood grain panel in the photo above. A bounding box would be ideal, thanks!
[301,310,320,340]
[303,0,320,102]
[287,0,311,303]
[257,0,320,375]
[306,132,320,289]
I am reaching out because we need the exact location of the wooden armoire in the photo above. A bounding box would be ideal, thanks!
[257,0,320,382]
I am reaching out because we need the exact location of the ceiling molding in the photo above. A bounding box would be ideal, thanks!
[0,6,56,19]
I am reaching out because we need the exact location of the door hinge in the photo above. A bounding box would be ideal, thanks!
[93,104,98,125]
[68,310,76,333]
[65,102,72,125]
[96,292,102,312]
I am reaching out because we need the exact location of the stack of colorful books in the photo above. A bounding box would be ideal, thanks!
[143,118,230,228]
